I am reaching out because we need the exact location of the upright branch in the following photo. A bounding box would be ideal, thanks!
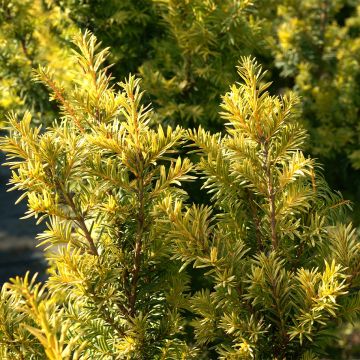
[177,57,357,357]
[1,30,358,359]
[60,185,98,257]
[220,57,285,251]
[0,31,197,359]
[129,174,145,316]
[262,141,277,249]
[126,80,147,316]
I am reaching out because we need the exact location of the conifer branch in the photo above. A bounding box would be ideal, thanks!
[88,290,126,336]
[263,141,277,249]
[126,80,146,317]
[0,29,357,358]
[35,69,85,133]
[59,183,98,256]
[129,173,145,317]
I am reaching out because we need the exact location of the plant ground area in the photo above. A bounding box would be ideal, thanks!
[0,1,359,359]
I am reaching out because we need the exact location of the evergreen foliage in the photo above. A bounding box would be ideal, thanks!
[55,0,265,128]
[0,32,197,359]
[272,0,360,205]
[274,0,360,159]
[157,58,360,358]
[0,0,76,124]
[0,33,359,358]
[54,0,158,80]
[139,0,265,128]
[2,1,360,214]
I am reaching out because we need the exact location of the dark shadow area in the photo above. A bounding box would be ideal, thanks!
[0,154,47,284]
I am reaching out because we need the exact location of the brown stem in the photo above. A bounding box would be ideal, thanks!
[59,185,98,256]
[40,72,85,133]
[75,216,99,256]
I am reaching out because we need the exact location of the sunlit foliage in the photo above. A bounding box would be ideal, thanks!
[0,35,358,359]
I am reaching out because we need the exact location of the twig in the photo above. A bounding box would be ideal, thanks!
[58,183,98,256]
[262,143,277,249]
